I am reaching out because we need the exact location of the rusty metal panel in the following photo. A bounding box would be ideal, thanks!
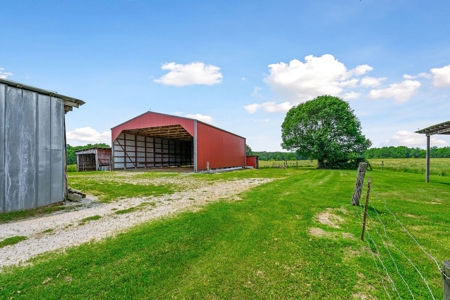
[0,84,5,213]
[111,111,195,142]
[196,123,246,171]
[5,88,38,211]
[50,97,64,205]
[37,94,52,208]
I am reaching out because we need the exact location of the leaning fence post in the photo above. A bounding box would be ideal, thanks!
[444,260,450,300]
[351,162,367,206]
[361,176,372,241]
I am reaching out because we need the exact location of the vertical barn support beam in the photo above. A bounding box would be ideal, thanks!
[444,260,450,300]
[194,120,198,172]
[351,162,367,206]
[426,134,430,183]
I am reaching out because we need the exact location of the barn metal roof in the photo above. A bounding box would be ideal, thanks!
[111,111,245,140]
[415,120,450,136]
[0,78,85,112]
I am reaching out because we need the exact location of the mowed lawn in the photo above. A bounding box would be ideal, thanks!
[1,168,449,299]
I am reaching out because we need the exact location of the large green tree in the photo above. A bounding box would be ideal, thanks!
[281,95,371,169]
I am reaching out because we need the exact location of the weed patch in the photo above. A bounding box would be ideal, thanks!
[0,236,27,248]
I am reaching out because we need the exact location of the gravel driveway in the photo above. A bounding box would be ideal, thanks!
[0,176,271,270]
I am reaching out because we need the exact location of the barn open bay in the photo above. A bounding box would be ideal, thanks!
[1,167,449,299]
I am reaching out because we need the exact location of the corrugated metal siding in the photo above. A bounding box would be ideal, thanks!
[111,112,195,142]
[0,83,65,213]
[246,156,258,169]
[197,122,246,170]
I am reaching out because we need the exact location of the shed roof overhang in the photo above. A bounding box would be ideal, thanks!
[415,120,450,136]
[121,124,193,141]
[0,78,85,113]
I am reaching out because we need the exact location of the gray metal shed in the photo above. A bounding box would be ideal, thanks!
[0,78,85,213]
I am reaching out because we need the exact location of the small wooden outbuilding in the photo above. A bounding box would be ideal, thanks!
[76,148,112,171]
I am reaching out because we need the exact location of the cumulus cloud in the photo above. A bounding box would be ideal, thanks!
[403,73,431,80]
[368,80,421,102]
[244,103,262,114]
[342,91,361,100]
[360,76,386,87]
[185,113,213,123]
[385,130,447,147]
[263,54,372,105]
[0,68,13,79]
[430,64,450,88]
[67,127,111,145]
[244,101,293,114]
[154,62,223,86]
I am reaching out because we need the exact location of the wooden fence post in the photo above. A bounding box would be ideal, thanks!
[361,176,372,241]
[351,162,367,206]
[444,260,450,300]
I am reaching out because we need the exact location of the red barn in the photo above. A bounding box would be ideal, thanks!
[111,111,246,172]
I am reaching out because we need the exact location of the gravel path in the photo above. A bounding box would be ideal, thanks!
[0,177,271,270]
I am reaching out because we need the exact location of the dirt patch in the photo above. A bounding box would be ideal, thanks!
[308,227,354,240]
[0,177,272,270]
[316,208,344,228]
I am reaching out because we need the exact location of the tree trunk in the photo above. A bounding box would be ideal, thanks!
[317,160,325,169]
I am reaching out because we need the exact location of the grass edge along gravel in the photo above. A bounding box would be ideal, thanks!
[0,168,449,299]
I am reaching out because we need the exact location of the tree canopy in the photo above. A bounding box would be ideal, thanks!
[281,95,371,169]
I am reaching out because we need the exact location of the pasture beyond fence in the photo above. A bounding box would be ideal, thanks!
[258,158,450,176]
[352,162,449,299]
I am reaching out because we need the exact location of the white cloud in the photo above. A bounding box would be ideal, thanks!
[342,91,361,100]
[430,64,450,88]
[360,76,386,87]
[385,130,447,147]
[261,101,294,113]
[244,103,262,114]
[185,113,213,123]
[245,101,293,114]
[154,62,223,86]
[368,80,421,102]
[348,64,373,76]
[241,77,246,81]
[67,127,111,145]
[264,54,373,105]
[0,68,13,79]
[403,72,431,80]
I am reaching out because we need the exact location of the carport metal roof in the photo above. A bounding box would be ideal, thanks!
[415,120,450,136]
[415,120,450,182]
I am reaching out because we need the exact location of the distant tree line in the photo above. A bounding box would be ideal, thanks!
[252,151,308,161]
[364,146,450,159]
[252,146,450,161]
[66,143,110,164]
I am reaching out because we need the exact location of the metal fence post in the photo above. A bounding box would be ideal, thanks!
[444,260,450,300]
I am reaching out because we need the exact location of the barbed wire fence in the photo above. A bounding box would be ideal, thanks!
[351,163,449,299]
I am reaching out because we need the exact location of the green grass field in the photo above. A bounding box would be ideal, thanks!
[1,167,449,299]
[259,158,450,176]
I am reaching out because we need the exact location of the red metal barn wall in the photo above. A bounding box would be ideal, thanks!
[196,122,246,171]
[111,112,195,142]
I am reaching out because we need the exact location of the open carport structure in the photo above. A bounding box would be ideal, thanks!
[416,120,450,182]
[111,111,246,172]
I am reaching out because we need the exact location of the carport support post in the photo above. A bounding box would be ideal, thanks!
[426,135,430,183]
[194,120,197,172]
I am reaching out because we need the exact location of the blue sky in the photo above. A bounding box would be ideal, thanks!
[1,0,450,151]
